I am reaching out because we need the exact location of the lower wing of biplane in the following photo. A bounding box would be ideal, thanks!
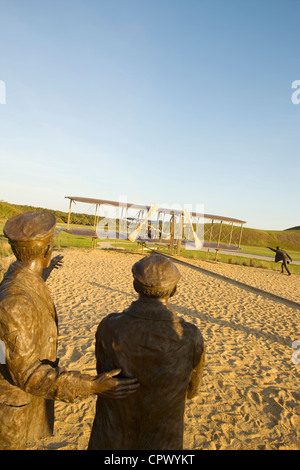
[59,196,246,254]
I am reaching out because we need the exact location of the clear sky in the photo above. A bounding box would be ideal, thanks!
[0,0,299,230]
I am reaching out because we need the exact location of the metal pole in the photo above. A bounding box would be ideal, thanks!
[238,224,244,248]
[176,215,183,255]
[169,214,175,254]
[93,204,98,230]
[217,221,223,247]
[207,220,214,260]
[228,222,234,247]
[67,199,73,230]
[215,221,223,261]
[208,220,214,244]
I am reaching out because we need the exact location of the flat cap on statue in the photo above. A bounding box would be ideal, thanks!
[132,254,181,289]
[4,211,57,245]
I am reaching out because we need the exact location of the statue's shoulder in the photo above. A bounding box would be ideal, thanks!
[96,311,125,333]
[179,317,204,342]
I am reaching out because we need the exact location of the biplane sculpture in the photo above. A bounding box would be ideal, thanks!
[61,196,246,255]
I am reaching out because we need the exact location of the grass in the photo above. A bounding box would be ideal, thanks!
[1,230,300,276]
[1,201,300,277]
[111,240,300,275]
[54,229,96,249]
[1,200,300,249]
[0,239,12,259]
[240,245,300,261]
[2,219,300,272]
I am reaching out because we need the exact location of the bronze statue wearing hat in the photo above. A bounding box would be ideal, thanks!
[0,211,139,450]
[88,254,206,450]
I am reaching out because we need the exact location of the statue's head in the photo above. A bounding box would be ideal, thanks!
[132,254,181,300]
[4,211,57,262]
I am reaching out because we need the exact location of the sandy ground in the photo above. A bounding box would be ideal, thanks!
[25,248,299,451]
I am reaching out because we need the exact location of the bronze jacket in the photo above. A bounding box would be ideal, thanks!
[88,298,205,450]
[0,262,92,449]
[268,247,292,263]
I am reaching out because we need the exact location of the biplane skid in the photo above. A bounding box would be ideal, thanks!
[138,239,242,252]
[181,241,242,251]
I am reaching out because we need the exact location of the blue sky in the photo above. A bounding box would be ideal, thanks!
[0,0,299,230]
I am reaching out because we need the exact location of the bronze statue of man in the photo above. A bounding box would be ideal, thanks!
[267,246,292,275]
[0,211,139,450]
[88,254,206,450]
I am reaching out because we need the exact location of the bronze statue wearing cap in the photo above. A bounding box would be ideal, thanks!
[0,211,139,450]
[88,254,206,450]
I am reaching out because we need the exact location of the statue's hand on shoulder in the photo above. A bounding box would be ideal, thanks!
[90,369,140,399]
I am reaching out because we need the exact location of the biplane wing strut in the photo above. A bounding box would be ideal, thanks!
[128,204,160,242]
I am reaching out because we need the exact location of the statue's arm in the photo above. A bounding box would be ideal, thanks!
[187,341,206,400]
[0,296,92,403]
[1,299,138,402]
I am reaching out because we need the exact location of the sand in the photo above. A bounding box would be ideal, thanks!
[25,248,299,451]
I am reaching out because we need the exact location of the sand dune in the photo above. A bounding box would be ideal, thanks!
[26,248,299,450]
